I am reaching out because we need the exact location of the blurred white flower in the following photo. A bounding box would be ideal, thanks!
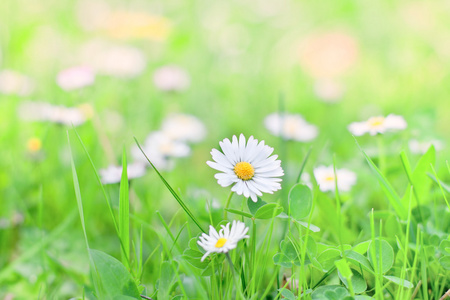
[56,66,95,91]
[313,80,344,103]
[348,114,407,136]
[99,162,146,184]
[80,40,146,78]
[207,134,284,202]
[264,113,319,142]
[153,65,190,92]
[132,131,191,171]
[18,101,91,126]
[0,70,34,96]
[197,220,249,262]
[409,139,443,154]
[314,165,356,192]
[161,113,206,143]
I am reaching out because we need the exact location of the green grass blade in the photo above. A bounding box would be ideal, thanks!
[119,148,131,268]
[72,127,120,235]
[296,146,313,183]
[134,137,205,233]
[68,132,104,297]
[354,137,406,220]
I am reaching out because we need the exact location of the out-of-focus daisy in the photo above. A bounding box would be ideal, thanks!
[299,31,359,79]
[207,134,284,202]
[153,65,190,92]
[56,66,95,91]
[80,40,146,78]
[409,139,443,154]
[313,165,356,192]
[348,114,407,136]
[0,70,35,96]
[18,101,91,126]
[132,131,191,170]
[197,220,249,262]
[161,113,206,143]
[264,113,319,142]
[313,80,344,103]
[99,162,146,184]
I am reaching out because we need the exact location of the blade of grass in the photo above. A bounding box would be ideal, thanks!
[134,137,205,233]
[296,146,313,183]
[354,137,407,220]
[119,148,131,269]
[68,132,104,297]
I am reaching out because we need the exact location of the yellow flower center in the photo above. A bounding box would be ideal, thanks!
[324,175,335,182]
[27,138,42,152]
[368,116,385,128]
[234,162,255,181]
[215,238,227,248]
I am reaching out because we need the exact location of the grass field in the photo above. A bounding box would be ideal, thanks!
[1,0,449,299]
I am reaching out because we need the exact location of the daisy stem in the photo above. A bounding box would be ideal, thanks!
[223,191,234,220]
[225,253,245,299]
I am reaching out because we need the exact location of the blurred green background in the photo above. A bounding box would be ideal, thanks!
[0,0,449,297]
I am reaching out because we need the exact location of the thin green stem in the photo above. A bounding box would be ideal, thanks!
[224,191,234,220]
[225,253,245,299]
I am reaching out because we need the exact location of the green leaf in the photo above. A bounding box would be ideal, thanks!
[312,285,349,300]
[439,256,450,270]
[383,275,414,288]
[297,221,321,232]
[254,203,283,219]
[335,259,352,278]
[247,197,266,215]
[345,250,374,274]
[439,240,450,256]
[352,241,371,255]
[317,249,341,272]
[354,138,406,220]
[339,268,367,294]
[288,184,312,220]
[273,253,293,268]
[182,249,209,269]
[224,208,253,218]
[119,149,130,268]
[90,249,140,299]
[368,239,394,273]
[279,288,296,300]
[401,146,435,206]
[157,261,177,300]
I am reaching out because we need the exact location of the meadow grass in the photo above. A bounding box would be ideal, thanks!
[1,0,450,299]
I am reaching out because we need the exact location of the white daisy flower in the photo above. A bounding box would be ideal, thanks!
[207,134,284,202]
[408,139,443,154]
[132,131,191,171]
[56,66,95,91]
[197,220,249,262]
[153,65,190,92]
[80,40,146,78]
[99,162,146,184]
[313,165,356,192]
[161,113,207,143]
[0,70,35,96]
[264,113,318,142]
[17,101,89,126]
[348,114,407,136]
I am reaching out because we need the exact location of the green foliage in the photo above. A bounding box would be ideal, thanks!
[288,184,313,220]
[89,249,141,299]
